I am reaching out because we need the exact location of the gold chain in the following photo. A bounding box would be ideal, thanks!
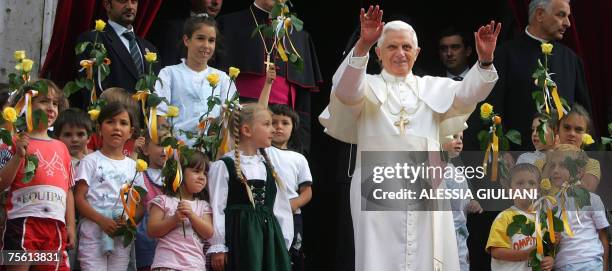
[249,6,274,56]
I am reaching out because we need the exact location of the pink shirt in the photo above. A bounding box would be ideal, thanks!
[236,73,296,107]
[150,195,212,270]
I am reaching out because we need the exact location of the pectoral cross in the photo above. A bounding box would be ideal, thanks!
[264,54,274,70]
[394,108,409,135]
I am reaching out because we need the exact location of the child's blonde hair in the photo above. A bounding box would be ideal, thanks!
[229,103,285,205]
[503,163,541,189]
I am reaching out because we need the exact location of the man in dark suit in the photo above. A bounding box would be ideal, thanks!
[483,0,591,151]
[438,27,474,81]
[74,0,161,108]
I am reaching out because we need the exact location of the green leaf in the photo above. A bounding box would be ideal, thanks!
[122,229,134,247]
[552,216,564,232]
[251,24,266,38]
[608,123,612,135]
[8,73,25,90]
[94,50,105,66]
[84,79,94,92]
[506,222,521,237]
[505,129,522,145]
[75,42,91,55]
[289,53,298,63]
[571,187,591,209]
[270,3,282,17]
[22,155,39,183]
[31,80,48,95]
[147,94,163,108]
[100,63,111,81]
[33,109,48,130]
[512,214,527,224]
[135,78,146,91]
[161,136,178,148]
[524,221,535,235]
[290,15,304,31]
[134,185,148,200]
[500,137,509,151]
[263,26,275,38]
[602,137,612,145]
[63,81,81,98]
[0,129,12,147]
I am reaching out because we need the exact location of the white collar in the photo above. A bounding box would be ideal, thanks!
[108,20,133,36]
[253,2,270,14]
[525,26,549,43]
[446,68,469,79]
[380,69,416,84]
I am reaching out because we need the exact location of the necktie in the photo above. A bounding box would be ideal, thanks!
[452,76,463,81]
[122,31,144,75]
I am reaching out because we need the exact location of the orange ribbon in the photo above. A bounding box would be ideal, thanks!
[120,184,141,226]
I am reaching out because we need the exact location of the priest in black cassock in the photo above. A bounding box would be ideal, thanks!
[215,0,323,154]
[463,0,591,152]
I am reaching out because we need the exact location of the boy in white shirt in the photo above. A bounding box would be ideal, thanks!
[266,104,313,271]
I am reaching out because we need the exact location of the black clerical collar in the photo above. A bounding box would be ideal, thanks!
[252,3,270,19]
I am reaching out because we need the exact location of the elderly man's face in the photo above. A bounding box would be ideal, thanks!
[375,30,420,77]
[104,0,138,27]
[439,35,471,73]
[191,0,223,17]
[539,0,571,40]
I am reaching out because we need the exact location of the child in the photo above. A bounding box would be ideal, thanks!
[267,104,313,271]
[208,103,293,271]
[54,108,93,167]
[135,130,167,271]
[155,16,236,146]
[87,87,144,160]
[73,101,146,271]
[147,150,213,270]
[441,132,482,271]
[0,79,74,270]
[516,113,556,165]
[486,164,554,271]
[534,104,600,192]
[543,144,609,270]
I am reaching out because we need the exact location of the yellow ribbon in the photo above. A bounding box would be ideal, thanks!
[535,216,544,256]
[172,148,183,193]
[148,107,158,144]
[491,132,499,181]
[551,86,564,120]
[546,208,555,244]
[277,41,289,62]
[120,184,141,226]
[14,91,38,132]
[132,90,150,124]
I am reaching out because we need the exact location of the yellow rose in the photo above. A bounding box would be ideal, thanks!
[95,19,106,32]
[21,59,34,73]
[480,103,493,119]
[229,67,240,80]
[2,107,17,123]
[282,6,290,14]
[540,178,552,191]
[14,50,26,62]
[582,133,595,146]
[166,105,179,118]
[144,52,157,63]
[541,43,553,55]
[207,73,220,88]
[88,109,100,121]
[136,159,148,172]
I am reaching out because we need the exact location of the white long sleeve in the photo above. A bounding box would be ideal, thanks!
[332,49,369,105]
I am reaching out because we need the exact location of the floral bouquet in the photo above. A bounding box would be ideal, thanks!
[114,159,149,247]
[477,102,521,181]
[65,19,112,122]
[251,0,305,71]
[3,50,50,182]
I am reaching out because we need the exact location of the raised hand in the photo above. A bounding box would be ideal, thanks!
[355,5,384,56]
[474,20,501,63]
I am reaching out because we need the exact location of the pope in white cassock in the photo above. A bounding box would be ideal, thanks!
[319,6,502,271]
